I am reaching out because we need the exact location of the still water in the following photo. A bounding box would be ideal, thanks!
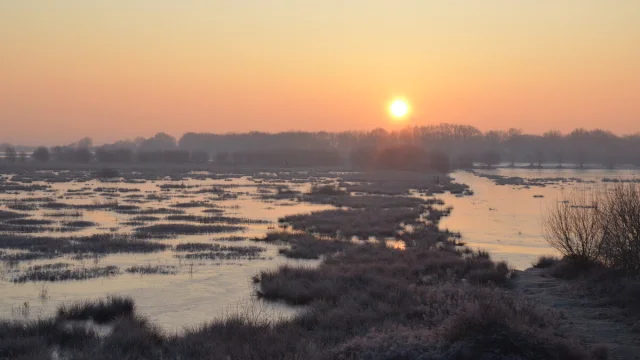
[441,168,640,270]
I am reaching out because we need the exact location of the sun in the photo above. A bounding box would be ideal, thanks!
[388,98,410,120]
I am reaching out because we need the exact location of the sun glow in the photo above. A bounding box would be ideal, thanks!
[388,98,410,120]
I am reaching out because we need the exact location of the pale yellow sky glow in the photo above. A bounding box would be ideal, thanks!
[1,1,639,144]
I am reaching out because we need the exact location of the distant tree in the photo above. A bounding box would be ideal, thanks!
[535,149,545,168]
[74,147,93,163]
[375,145,430,171]
[18,152,27,163]
[574,150,586,169]
[162,150,190,164]
[191,151,210,164]
[481,150,501,168]
[76,137,93,149]
[4,146,17,163]
[31,147,51,162]
[139,132,177,151]
[137,151,164,163]
[215,152,229,164]
[454,153,474,169]
[349,147,376,169]
[96,148,134,163]
[427,150,451,173]
[554,152,564,168]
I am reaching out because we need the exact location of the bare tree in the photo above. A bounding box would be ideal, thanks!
[599,183,640,273]
[542,189,606,264]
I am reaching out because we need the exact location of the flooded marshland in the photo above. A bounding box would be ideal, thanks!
[1,166,638,331]
[0,169,337,330]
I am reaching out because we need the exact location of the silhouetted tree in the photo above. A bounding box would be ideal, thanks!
[137,151,164,163]
[96,148,134,163]
[4,146,17,163]
[427,150,451,173]
[74,147,93,163]
[191,151,210,164]
[162,150,190,164]
[215,152,229,164]
[535,149,545,168]
[32,147,51,162]
[139,133,177,151]
[481,150,501,168]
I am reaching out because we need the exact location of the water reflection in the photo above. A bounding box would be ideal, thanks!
[440,169,639,270]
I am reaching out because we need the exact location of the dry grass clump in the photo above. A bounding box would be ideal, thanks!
[533,255,561,269]
[0,210,28,221]
[258,231,353,259]
[308,184,347,196]
[166,214,270,225]
[135,223,245,235]
[56,296,135,324]
[256,245,513,305]
[303,193,425,209]
[0,234,169,261]
[280,208,422,238]
[125,264,177,275]
[176,244,266,260]
[13,265,119,283]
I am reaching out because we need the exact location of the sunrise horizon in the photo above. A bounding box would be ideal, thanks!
[2,1,639,145]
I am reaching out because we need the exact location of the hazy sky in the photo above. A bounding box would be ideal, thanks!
[1,1,639,145]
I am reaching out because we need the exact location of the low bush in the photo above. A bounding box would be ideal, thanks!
[56,296,135,324]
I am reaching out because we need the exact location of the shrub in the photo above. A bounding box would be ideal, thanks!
[542,190,605,265]
[56,296,135,324]
[31,146,51,162]
[598,183,640,273]
[533,255,561,268]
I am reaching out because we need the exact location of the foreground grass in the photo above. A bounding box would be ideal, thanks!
[535,256,640,322]
[0,236,602,359]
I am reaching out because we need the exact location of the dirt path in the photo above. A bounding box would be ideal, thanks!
[514,268,640,360]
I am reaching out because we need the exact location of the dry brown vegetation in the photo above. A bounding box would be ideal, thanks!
[542,183,640,320]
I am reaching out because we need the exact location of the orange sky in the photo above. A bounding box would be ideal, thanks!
[1,1,639,145]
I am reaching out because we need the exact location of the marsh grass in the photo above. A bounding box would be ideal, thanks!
[174,243,219,252]
[280,208,422,238]
[0,234,169,260]
[176,244,266,260]
[258,231,353,259]
[303,193,425,209]
[135,223,245,235]
[0,210,28,221]
[4,218,53,226]
[13,265,119,283]
[56,296,135,324]
[125,264,178,275]
[166,214,270,225]
[43,210,83,218]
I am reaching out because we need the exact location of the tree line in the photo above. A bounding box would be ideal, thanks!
[3,124,640,169]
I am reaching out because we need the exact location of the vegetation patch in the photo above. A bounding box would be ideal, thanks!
[135,223,245,235]
[280,207,423,238]
[56,296,135,324]
[0,210,28,221]
[0,234,169,259]
[13,265,119,283]
[166,214,270,225]
[176,244,266,260]
[125,265,178,275]
[258,231,353,259]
